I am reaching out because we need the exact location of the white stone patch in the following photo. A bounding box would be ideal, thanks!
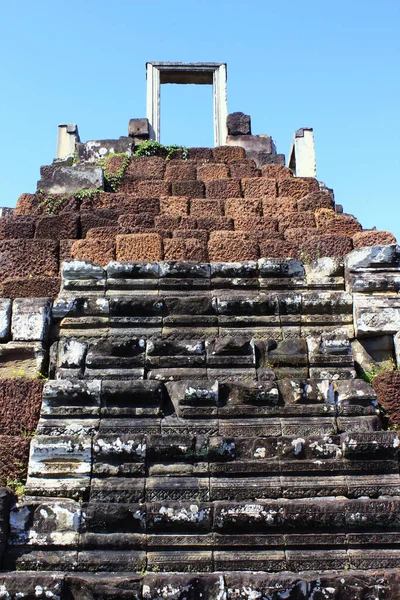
[292,438,305,455]
[155,504,209,524]
[12,298,52,342]
[185,342,203,354]
[94,437,146,457]
[0,299,11,341]
[254,447,266,458]
[59,338,87,369]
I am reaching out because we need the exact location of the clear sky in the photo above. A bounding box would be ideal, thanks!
[1,0,399,241]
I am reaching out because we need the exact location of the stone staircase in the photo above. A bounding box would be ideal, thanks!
[1,256,400,598]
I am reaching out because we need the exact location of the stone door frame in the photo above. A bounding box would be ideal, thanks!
[146,62,228,147]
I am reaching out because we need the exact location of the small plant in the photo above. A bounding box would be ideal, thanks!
[100,152,131,192]
[11,368,27,379]
[134,140,188,160]
[298,248,320,265]
[74,188,103,200]
[35,188,103,215]
[359,359,396,384]
[20,429,36,440]
[6,468,26,498]
[36,371,49,381]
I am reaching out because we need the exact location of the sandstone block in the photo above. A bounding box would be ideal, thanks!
[0,435,30,487]
[118,213,155,231]
[229,160,260,179]
[71,239,115,267]
[300,234,353,259]
[164,162,197,181]
[297,191,334,212]
[77,138,133,164]
[80,209,123,237]
[128,118,150,138]
[278,178,319,199]
[353,230,397,248]
[0,379,43,436]
[234,216,278,232]
[212,145,246,161]
[190,199,225,217]
[261,165,293,180]
[205,179,241,199]
[164,239,207,262]
[227,112,251,135]
[0,215,35,240]
[345,244,400,270]
[0,277,61,300]
[197,163,230,180]
[259,239,298,259]
[242,178,277,198]
[11,297,52,342]
[263,198,298,216]
[116,234,163,262]
[0,239,59,282]
[196,217,234,232]
[171,180,205,198]
[354,294,400,337]
[208,233,259,262]
[160,196,189,216]
[225,198,262,219]
[173,230,208,244]
[124,156,166,180]
[38,166,104,195]
[154,215,181,231]
[131,180,171,198]
[278,211,316,232]
[178,216,198,230]
[86,226,121,241]
[372,371,400,429]
[186,147,213,160]
[35,212,80,240]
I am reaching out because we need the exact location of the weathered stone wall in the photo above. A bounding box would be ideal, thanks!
[0,128,399,597]
[0,143,394,300]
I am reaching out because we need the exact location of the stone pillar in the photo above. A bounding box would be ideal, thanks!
[288,128,316,178]
[213,63,228,147]
[146,63,160,142]
[56,124,80,160]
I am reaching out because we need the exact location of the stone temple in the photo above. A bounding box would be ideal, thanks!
[0,62,400,598]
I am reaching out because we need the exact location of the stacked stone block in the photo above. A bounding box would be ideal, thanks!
[0,145,394,301]
[0,252,397,596]
[0,129,399,596]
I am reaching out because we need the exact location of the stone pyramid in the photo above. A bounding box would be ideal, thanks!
[0,63,400,598]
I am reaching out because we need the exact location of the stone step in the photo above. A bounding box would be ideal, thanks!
[1,569,399,599]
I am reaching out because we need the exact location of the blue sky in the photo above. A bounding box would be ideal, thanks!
[1,0,399,241]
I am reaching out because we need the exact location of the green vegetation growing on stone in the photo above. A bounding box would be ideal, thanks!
[134,140,188,160]
[100,152,131,192]
[36,188,103,215]
[359,359,396,384]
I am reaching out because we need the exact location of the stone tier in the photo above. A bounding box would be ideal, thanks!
[1,254,399,589]
[0,149,395,299]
